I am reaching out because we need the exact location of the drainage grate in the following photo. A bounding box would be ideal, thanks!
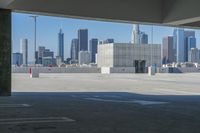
[0,117,75,125]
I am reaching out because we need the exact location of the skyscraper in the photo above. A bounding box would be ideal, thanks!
[12,53,23,66]
[103,39,114,44]
[173,29,196,63]
[162,36,174,64]
[184,31,195,62]
[78,29,88,52]
[35,51,39,64]
[131,24,140,44]
[58,29,64,62]
[187,36,196,51]
[140,32,148,44]
[36,46,54,65]
[188,48,199,63]
[20,39,28,66]
[89,38,98,63]
[173,28,185,63]
[70,38,79,63]
[79,51,91,65]
[38,46,45,64]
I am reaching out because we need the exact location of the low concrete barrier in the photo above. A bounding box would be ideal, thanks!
[12,67,101,73]
[101,67,135,74]
[158,67,200,73]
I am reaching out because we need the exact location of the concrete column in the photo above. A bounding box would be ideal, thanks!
[0,9,11,96]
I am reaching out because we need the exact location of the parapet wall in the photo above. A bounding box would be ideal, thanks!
[12,67,101,73]
[158,67,200,73]
[101,67,135,74]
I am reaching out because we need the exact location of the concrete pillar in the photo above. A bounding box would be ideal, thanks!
[0,9,11,96]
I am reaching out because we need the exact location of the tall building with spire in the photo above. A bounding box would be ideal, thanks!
[58,28,64,62]
[131,24,140,44]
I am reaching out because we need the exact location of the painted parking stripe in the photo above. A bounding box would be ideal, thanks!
[0,104,31,108]
[0,117,75,125]
[84,98,168,105]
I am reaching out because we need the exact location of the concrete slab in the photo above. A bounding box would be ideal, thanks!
[1,92,200,133]
[4,73,200,132]
[12,73,200,95]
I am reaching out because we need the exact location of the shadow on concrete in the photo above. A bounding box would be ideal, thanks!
[11,91,200,102]
[0,92,200,133]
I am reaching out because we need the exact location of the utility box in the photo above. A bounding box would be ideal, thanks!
[30,68,39,78]
[148,66,156,76]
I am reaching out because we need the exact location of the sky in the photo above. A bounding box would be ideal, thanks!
[12,12,200,62]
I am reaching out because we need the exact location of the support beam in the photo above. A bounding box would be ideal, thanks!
[0,9,11,96]
[6,0,163,24]
[0,0,15,8]
[163,0,200,27]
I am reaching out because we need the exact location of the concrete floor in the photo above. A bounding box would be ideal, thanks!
[12,73,200,95]
[0,73,200,133]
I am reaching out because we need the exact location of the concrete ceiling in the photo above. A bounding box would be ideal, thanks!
[0,0,200,28]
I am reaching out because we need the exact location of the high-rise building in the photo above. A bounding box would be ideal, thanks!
[98,40,104,45]
[42,57,56,67]
[70,39,79,63]
[35,51,39,64]
[78,29,88,52]
[184,31,195,39]
[38,46,45,64]
[12,53,23,66]
[131,24,140,44]
[104,39,114,44]
[140,32,148,44]
[38,46,45,58]
[184,31,195,62]
[43,49,54,58]
[89,38,98,63]
[79,51,91,65]
[20,39,28,66]
[188,48,199,63]
[56,56,62,66]
[173,29,196,63]
[173,28,185,63]
[99,39,114,45]
[187,36,196,50]
[58,29,64,62]
[162,36,174,64]
[199,50,200,62]
[36,46,54,65]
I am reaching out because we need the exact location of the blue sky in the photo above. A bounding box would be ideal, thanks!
[12,12,200,61]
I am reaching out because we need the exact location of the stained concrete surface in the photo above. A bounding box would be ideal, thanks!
[1,92,200,133]
[0,73,200,132]
[12,73,200,95]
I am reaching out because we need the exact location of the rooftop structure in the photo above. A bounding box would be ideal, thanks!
[97,43,161,68]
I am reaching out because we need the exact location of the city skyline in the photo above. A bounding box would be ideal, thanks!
[12,12,200,62]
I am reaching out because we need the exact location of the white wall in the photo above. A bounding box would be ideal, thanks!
[98,43,162,68]
[101,67,135,74]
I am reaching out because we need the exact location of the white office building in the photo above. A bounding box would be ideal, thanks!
[20,39,28,66]
[12,53,23,66]
[79,51,91,65]
[188,48,199,63]
[97,43,161,73]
